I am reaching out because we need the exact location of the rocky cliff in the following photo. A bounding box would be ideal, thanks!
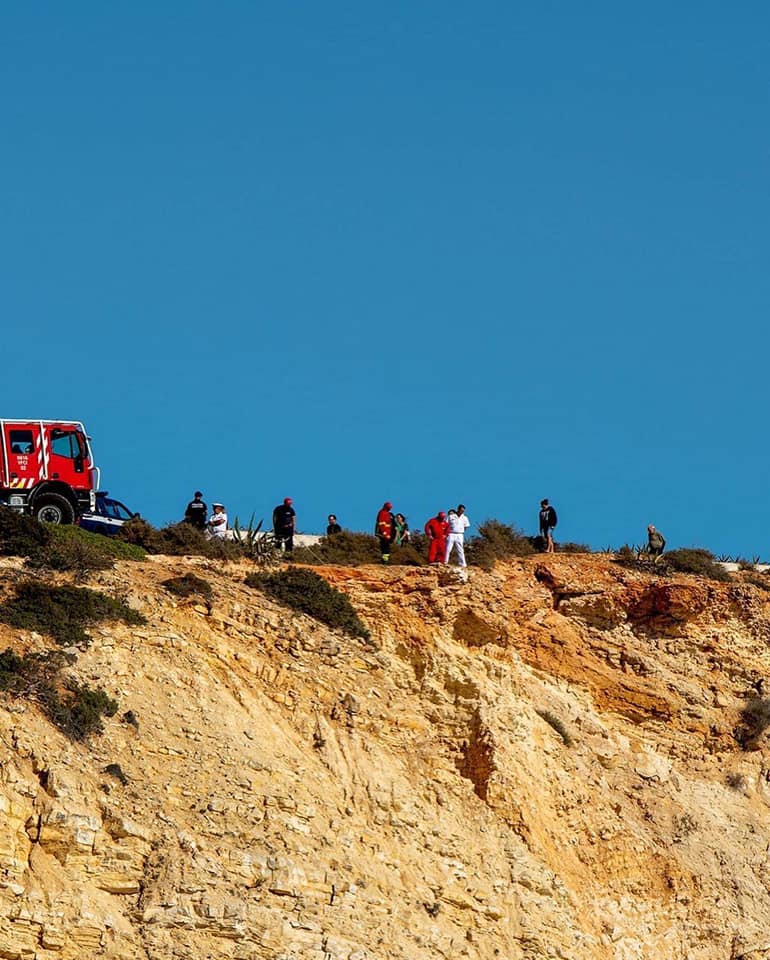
[1,553,770,960]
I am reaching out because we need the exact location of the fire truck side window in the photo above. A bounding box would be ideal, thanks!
[51,430,78,458]
[9,430,34,454]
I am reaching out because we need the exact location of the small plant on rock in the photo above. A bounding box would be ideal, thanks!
[735,697,770,749]
[162,574,213,601]
[0,648,117,740]
[232,516,279,565]
[536,709,574,747]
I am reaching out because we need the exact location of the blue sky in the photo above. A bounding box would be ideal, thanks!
[2,3,769,555]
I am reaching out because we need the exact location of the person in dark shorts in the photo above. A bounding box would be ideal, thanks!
[273,497,297,552]
[184,491,208,530]
[327,514,342,535]
[539,499,557,553]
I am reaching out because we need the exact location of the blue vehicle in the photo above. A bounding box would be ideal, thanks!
[78,492,138,536]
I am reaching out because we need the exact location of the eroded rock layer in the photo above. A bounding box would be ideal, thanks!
[1,554,770,959]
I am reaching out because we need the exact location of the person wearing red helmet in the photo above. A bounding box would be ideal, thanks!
[374,501,396,564]
[273,497,297,552]
[424,511,449,564]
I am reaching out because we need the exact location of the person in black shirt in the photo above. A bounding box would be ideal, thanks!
[539,499,558,553]
[327,514,342,535]
[273,497,297,552]
[184,491,208,530]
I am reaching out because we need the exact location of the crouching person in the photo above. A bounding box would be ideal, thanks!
[207,503,228,540]
[646,524,666,560]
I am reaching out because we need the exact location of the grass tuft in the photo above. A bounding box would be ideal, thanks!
[162,574,213,600]
[536,709,574,746]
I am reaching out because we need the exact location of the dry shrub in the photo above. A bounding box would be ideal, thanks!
[0,508,51,556]
[246,568,369,640]
[291,531,426,566]
[735,697,770,749]
[465,520,535,570]
[0,648,117,740]
[162,574,213,600]
[0,583,144,646]
[664,548,731,582]
[117,518,241,560]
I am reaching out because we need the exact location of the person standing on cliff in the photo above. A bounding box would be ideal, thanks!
[539,499,557,553]
[425,511,449,564]
[375,501,396,563]
[273,497,296,552]
[184,491,208,530]
[326,514,342,535]
[445,505,470,567]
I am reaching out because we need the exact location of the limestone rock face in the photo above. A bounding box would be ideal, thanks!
[1,553,770,959]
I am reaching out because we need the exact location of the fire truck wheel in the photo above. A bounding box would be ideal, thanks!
[32,494,76,525]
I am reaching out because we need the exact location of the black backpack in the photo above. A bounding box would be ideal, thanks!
[547,506,557,528]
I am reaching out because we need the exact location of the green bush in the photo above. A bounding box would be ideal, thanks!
[0,648,117,740]
[290,531,426,567]
[557,542,592,554]
[0,583,145,646]
[0,510,144,572]
[48,681,118,740]
[162,574,213,600]
[246,568,370,640]
[664,548,731,582]
[27,524,145,573]
[117,518,242,560]
[465,519,535,570]
[0,508,50,556]
[744,571,770,593]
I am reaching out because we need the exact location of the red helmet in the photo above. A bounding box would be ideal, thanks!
[384,501,393,509]
[284,497,293,505]
[438,511,447,519]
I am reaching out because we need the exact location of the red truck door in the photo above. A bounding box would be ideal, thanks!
[46,425,90,489]
[1,422,43,490]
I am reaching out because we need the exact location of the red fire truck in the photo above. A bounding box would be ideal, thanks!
[0,420,99,524]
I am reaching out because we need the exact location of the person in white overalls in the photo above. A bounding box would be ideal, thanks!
[207,503,228,540]
[444,504,470,567]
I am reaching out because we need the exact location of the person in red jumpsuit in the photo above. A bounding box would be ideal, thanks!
[424,511,449,564]
[374,501,396,563]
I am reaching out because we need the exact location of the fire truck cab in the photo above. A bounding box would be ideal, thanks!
[0,420,99,524]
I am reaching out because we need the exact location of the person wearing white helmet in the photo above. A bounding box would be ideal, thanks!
[444,503,470,567]
[207,503,228,540]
